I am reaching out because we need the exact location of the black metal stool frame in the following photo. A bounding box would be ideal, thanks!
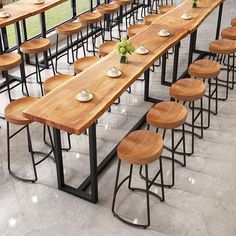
[141,124,186,188]
[23,48,56,96]
[210,53,235,101]
[112,158,164,228]
[55,31,86,74]
[7,122,54,183]
[170,99,204,156]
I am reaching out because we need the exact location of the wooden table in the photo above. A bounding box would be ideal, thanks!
[24,0,224,203]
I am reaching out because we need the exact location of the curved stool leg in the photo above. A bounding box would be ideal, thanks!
[112,159,164,228]
[7,122,37,183]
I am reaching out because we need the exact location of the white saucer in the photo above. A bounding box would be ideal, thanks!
[106,70,122,78]
[135,48,149,55]
[76,93,93,102]
[34,0,45,5]
[181,15,192,20]
[158,31,170,37]
[0,13,10,18]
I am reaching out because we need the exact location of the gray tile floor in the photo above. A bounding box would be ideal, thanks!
[0,1,236,235]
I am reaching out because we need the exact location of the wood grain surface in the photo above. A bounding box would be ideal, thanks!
[23,0,224,135]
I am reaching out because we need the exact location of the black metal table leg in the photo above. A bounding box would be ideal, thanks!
[188,30,197,67]
[161,53,167,86]
[15,22,27,83]
[53,124,98,203]
[172,42,180,83]
[21,20,30,64]
[215,2,224,40]
[144,68,162,103]
[144,68,150,102]
[88,123,98,203]
[39,12,49,69]
[53,128,65,190]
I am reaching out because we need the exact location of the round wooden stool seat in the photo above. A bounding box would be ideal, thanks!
[0,53,21,71]
[20,38,51,54]
[188,59,221,79]
[147,101,188,130]
[231,18,236,27]
[98,40,117,57]
[56,22,83,36]
[127,24,149,37]
[78,12,102,24]
[169,78,206,102]
[117,130,164,165]
[74,56,100,74]
[209,39,236,55]
[144,14,160,25]
[97,3,119,14]
[4,97,39,125]
[221,27,236,40]
[159,5,176,15]
[112,0,133,6]
[43,74,73,94]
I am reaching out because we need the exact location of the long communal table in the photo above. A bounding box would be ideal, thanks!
[23,0,225,203]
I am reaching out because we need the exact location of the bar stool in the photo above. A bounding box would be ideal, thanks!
[74,56,101,74]
[97,2,121,40]
[169,79,206,156]
[112,0,135,31]
[112,130,165,228]
[43,74,74,151]
[146,101,187,188]
[0,53,28,101]
[144,13,160,25]
[20,38,55,96]
[43,74,73,94]
[221,27,236,41]
[55,21,86,73]
[5,96,53,182]
[209,39,236,100]
[78,12,103,56]
[188,59,221,128]
[127,24,149,37]
[98,40,117,57]
[231,17,236,27]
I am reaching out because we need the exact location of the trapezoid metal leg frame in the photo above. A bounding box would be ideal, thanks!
[53,124,98,203]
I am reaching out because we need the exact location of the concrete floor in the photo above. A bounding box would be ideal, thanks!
[0,0,236,235]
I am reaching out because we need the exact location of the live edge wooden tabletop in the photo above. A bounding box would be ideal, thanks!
[0,0,66,28]
[23,24,188,135]
[23,0,224,136]
[152,0,225,33]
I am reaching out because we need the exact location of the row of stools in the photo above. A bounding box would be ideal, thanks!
[111,17,236,228]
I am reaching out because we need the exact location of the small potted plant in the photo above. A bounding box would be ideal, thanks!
[116,37,135,64]
[192,0,199,8]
